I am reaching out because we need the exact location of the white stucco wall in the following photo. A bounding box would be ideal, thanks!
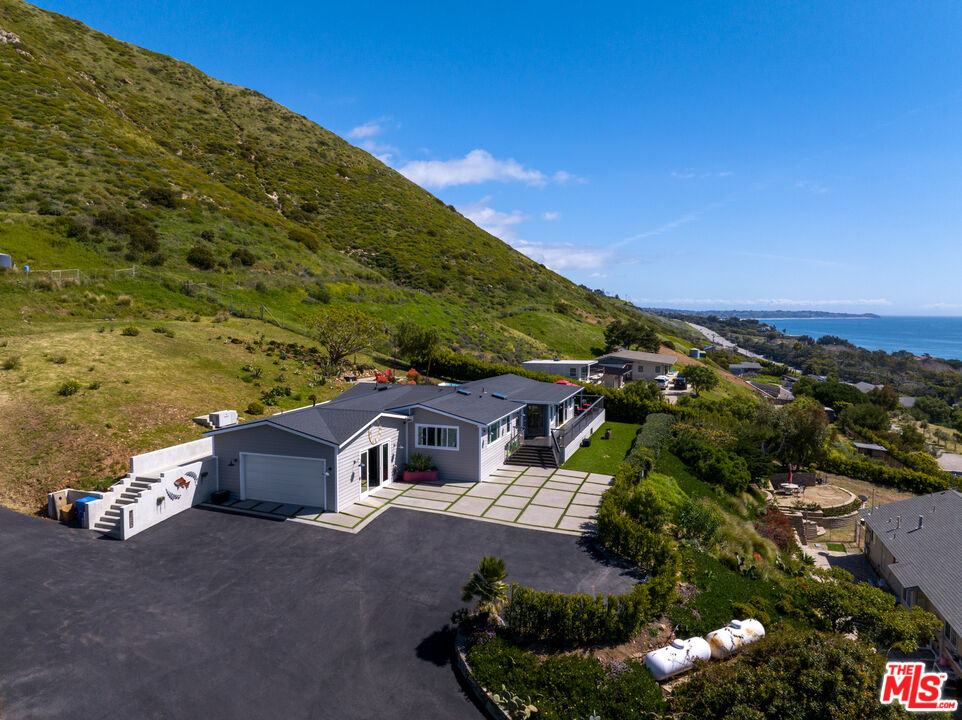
[118,457,218,539]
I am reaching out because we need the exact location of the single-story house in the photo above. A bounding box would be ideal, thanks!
[595,350,675,382]
[860,490,962,675]
[747,381,794,405]
[599,363,631,389]
[853,442,888,461]
[729,362,763,377]
[937,453,962,477]
[847,381,883,394]
[205,374,604,513]
[899,396,917,409]
[522,358,597,382]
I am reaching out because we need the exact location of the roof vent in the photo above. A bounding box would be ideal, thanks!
[918,515,923,530]
[457,388,471,396]
[492,392,507,399]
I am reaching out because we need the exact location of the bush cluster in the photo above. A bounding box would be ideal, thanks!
[753,507,797,553]
[57,379,81,396]
[819,453,951,494]
[120,325,140,336]
[819,496,863,518]
[670,430,751,494]
[502,582,657,647]
[230,248,256,266]
[186,244,216,270]
[467,638,667,720]
[635,413,672,457]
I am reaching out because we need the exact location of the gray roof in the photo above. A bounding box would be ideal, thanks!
[730,362,763,371]
[937,453,962,474]
[207,373,579,445]
[899,396,917,408]
[860,490,962,634]
[458,374,582,405]
[853,442,887,452]
[850,381,883,394]
[522,359,596,366]
[600,350,675,365]
[270,407,383,445]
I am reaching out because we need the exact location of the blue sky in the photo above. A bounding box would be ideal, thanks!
[35,1,962,314]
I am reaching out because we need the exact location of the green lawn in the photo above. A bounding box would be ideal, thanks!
[561,421,641,475]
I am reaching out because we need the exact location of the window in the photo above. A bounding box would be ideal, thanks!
[417,424,459,450]
[568,367,577,378]
[487,422,500,444]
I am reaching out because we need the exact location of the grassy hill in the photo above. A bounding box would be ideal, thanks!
[0,0,701,513]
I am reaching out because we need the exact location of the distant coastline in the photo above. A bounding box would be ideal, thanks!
[648,308,879,320]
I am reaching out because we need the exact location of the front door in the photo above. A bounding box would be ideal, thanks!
[524,404,545,438]
[360,443,390,493]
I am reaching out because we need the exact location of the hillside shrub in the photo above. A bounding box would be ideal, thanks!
[121,325,140,336]
[670,430,750,494]
[288,227,319,251]
[140,186,179,208]
[502,582,656,646]
[675,497,721,546]
[116,295,133,306]
[2,356,21,371]
[246,401,264,415]
[230,248,256,266]
[819,496,863,517]
[467,638,666,720]
[186,244,216,269]
[753,507,797,553]
[635,413,672,457]
[57,379,81,396]
[819,453,951,494]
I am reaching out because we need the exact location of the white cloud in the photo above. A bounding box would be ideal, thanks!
[542,211,561,221]
[514,240,611,271]
[460,197,526,242]
[920,302,962,309]
[398,149,573,189]
[795,180,829,194]
[589,272,608,278]
[347,120,385,140]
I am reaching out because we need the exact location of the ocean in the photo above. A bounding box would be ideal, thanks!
[759,316,962,361]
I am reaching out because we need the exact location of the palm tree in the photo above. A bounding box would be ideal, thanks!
[462,556,508,614]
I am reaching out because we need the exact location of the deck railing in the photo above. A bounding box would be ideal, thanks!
[552,396,604,449]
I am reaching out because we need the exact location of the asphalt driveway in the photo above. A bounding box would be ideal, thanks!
[0,506,635,719]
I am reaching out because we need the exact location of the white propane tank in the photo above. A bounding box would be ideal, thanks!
[643,636,712,681]
[706,618,766,659]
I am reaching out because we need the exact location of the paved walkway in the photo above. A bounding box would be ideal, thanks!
[214,466,613,535]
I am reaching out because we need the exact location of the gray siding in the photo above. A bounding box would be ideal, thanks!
[481,411,522,479]
[407,409,482,483]
[211,424,336,507]
[335,417,404,510]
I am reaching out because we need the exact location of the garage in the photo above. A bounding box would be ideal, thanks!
[241,453,326,508]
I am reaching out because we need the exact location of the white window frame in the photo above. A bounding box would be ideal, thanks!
[568,366,577,378]
[415,423,460,451]
[487,421,500,444]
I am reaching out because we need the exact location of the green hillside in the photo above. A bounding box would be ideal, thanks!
[0,0,683,359]
[0,0,701,513]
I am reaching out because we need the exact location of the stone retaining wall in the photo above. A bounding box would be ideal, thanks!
[452,630,511,720]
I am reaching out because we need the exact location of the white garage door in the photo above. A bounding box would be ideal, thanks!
[241,453,326,507]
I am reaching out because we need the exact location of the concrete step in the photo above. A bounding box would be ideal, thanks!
[130,481,154,490]
[120,491,141,500]
[103,509,122,519]
[94,519,120,531]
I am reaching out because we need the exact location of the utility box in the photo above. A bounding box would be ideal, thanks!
[209,410,238,428]
[75,496,98,526]
[0,253,12,269]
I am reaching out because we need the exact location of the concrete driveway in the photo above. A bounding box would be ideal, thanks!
[0,506,635,719]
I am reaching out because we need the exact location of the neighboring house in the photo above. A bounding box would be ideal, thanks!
[599,362,630,389]
[747,381,794,405]
[522,358,597,382]
[937,453,962,477]
[847,381,883,394]
[899,396,917,409]
[860,490,962,675]
[204,374,604,513]
[852,441,902,468]
[596,350,675,382]
[729,362,763,377]
[688,348,706,359]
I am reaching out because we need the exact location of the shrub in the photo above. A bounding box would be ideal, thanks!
[467,638,666,720]
[115,295,133,306]
[57,379,81,396]
[675,497,721,545]
[288,227,319,251]
[186,244,217,269]
[121,325,140,336]
[818,453,950,494]
[308,281,331,303]
[635,413,673,457]
[670,430,750,494]
[87,381,101,390]
[144,251,166,266]
[49,354,67,364]
[2,356,21,370]
[230,248,256,266]
[200,229,215,242]
[140,186,179,208]
[246,401,264,415]
[753,507,797,553]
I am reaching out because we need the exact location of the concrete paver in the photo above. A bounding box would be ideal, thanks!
[493,494,528,508]
[531,488,575,509]
[517,504,565,527]
[502,484,539,498]
[572,492,603,507]
[391,495,452,511]
[513,474,546,487]
[564,504,598,518]
[448,496,494,516]
[545,479,581,490]
[464,483,504,499]
[484,506,521,522]
[315,512,361,527]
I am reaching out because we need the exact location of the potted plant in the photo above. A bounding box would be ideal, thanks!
[401,453,439,483]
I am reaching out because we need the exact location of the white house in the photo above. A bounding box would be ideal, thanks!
[521,358,597,382]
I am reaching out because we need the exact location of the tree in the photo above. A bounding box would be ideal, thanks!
[898,424,926,452]
[915,395,953,425]
[672,630,925,720]
[393,320,440,374]
[839,401,890,432]
[603,319,660,352]
[681,364,718,395]
[791,567,942,652]
[868,384,899,411]
[312,307,384,367]
[462,556,508,614]
[778,396,829,469]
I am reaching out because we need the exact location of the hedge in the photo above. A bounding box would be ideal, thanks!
[669,430,751,494]
[819,454,951,495]
[820,496,863,518]
[635,413,673,457]
[502,581,660,647]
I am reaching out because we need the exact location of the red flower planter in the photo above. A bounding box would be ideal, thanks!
[401,470,439,483]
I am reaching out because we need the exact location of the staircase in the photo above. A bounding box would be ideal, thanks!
[93,475,160,536]
[505,443,558,469]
